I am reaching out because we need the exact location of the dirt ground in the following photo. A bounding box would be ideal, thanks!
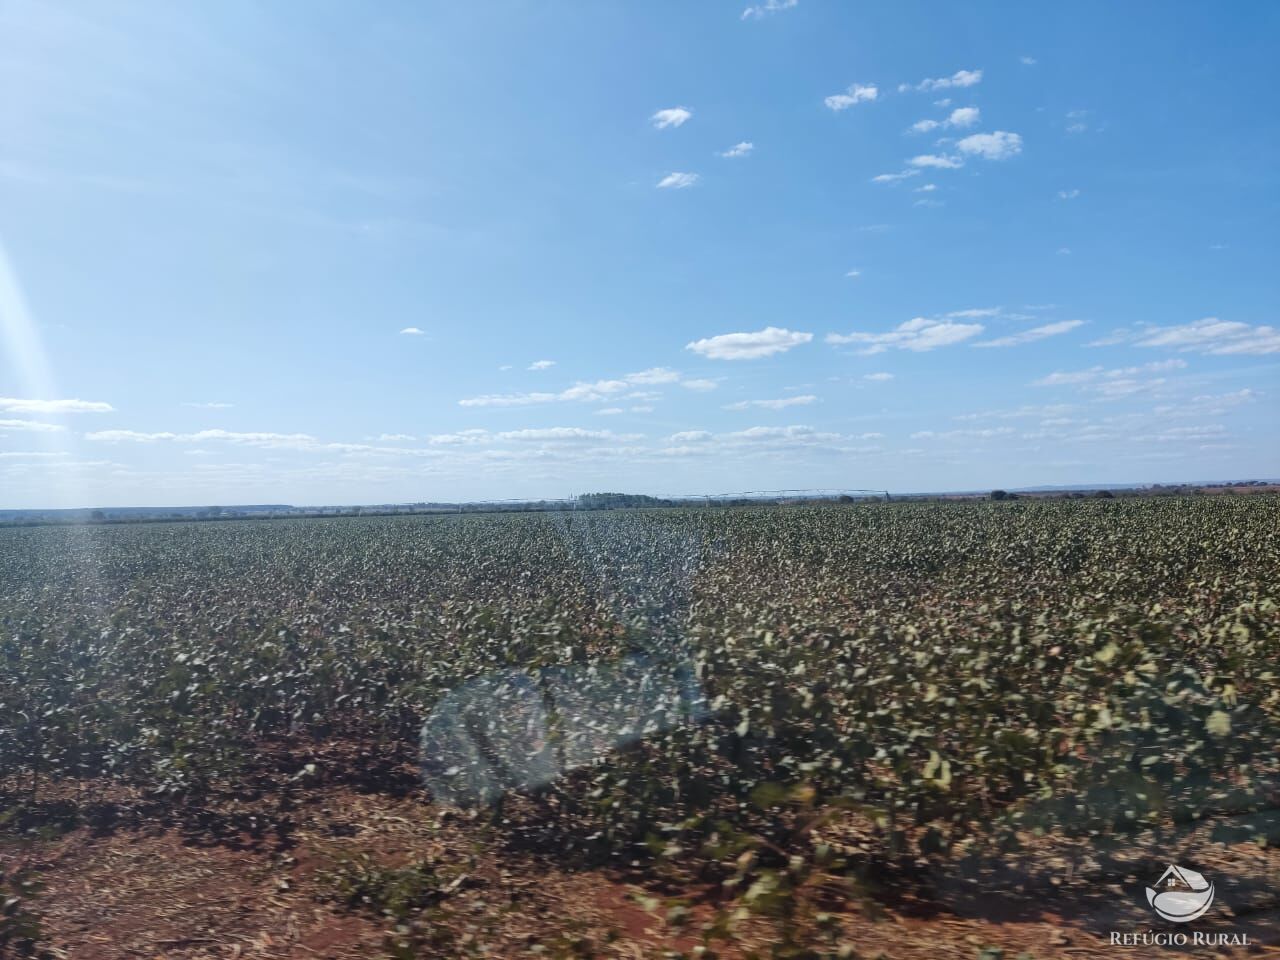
[5,780,1276,960]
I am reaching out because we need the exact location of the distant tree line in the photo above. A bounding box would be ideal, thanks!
[574,492,676,510]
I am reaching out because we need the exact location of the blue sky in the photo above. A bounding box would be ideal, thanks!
[1,0,1277,508]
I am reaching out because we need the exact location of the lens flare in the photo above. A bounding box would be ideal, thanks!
[0,238,82,509]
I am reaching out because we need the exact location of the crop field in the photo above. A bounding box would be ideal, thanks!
[1,497,1278,958]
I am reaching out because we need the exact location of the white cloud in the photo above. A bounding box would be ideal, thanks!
[1189,388,1260,410]
[680,378,719,392]
[1033,368,1104,387]
[911,427,1015,440]
[554,380,658,402]
[901,69,983,93]
[720,141,754,158]
[595,408,624,416]
[1085,330,1136,350]
[933,69,983,89]
[1095,379,1170,400]
[686,326,813,360]
[953,403,1076,422]
[864,372,894,381]
[428,429,490,445]
[458,392,560,408]
[914,183,937,193]
[741,0,797,19]
[724,395,816,410]
[0,450,69,458]
[945,308,993,318]
[912,107,979,133]
[657,172,699,189]
[0,397,114,415]
[871,169,921,183]
[400,327,425,336]
[956,131,1023,160]
[495,427,639,444]
[528,359,556,371]
[1058,188,1081,200]
[422,425,658,456]
[83,430,181,443]
[652,107,693,129]
[827,317,984,354]
[0,418,67,433]
[825,83,878,111]
[1133,318,1280,356]
[84,429,321,449]
[909,154,963,169]
[1020,56,1037,66]
[721,425,842,448]
[1032,359,1187,387]
[460,368,682,407]
[183,401,234,409]
[9,413,912,478]
[973,319,1085,348]
[1132,424,1230,444]
[947,308,1039,320]
[556,380,629,402]
[626,367,682,385]
[845,269,862,278]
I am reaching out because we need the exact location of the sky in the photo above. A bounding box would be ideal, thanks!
[1,0,1277,508]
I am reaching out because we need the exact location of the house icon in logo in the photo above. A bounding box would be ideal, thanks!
[1146,864,1215,923]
